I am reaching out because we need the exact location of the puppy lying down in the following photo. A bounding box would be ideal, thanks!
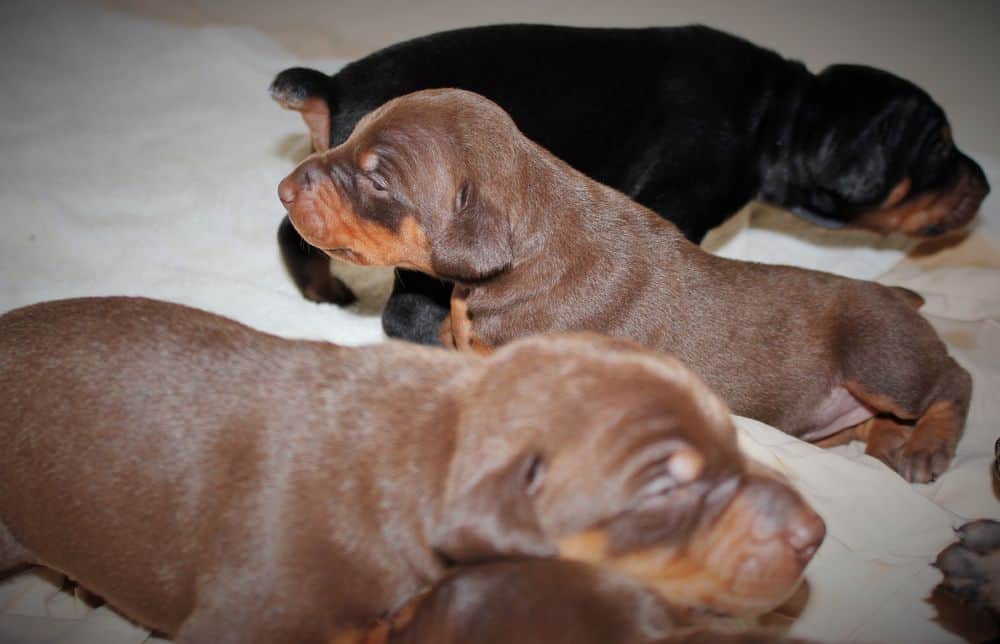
[278,89,972,484]
[0,297,823,643]
[269,24,990,344]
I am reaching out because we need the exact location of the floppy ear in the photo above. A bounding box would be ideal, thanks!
[430,182,513,283]
[434,451,554,563]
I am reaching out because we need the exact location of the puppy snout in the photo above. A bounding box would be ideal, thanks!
[786,508,825,564]
[278,160,339,245]
[941,154,991,230]
[278,174,300,208]
[278,162,324,208]
[962,155,991,203]
[747,480,825,564]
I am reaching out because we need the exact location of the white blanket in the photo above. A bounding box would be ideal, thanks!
[1,2,997,642]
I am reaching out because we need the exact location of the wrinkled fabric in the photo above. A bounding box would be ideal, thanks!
[1,2,997,642]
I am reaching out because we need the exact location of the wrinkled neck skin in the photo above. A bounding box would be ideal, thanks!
[454,63,815,338]
[756,70,834,210]
[457,141,697,349]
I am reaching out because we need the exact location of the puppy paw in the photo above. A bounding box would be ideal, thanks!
[935,519,1000,615]
[896,437,952,483]
[895,403,958,483]
[303,274,357,306]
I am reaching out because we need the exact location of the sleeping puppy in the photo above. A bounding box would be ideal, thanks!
[366,559,812,644]
[269,24,990,344]
[0,297,824,642]
[278,89,972,484]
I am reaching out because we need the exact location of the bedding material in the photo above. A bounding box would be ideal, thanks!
[0,2,997,642]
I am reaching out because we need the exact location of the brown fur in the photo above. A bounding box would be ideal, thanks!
[278,88,973,483]
[366,559,813,644]
[0,297,823,642]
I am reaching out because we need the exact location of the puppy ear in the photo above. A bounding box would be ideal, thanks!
[430,182,513,283]
[434,452,554,563]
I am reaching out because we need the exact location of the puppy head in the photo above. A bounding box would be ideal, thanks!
[434,333,824,617]
[763,64,989,236]
[278,89,525,283]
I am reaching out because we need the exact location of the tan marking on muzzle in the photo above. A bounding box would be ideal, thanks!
[442,286,494,355]
[287,180,432,272]
[556,486,818,616]
[854,161,986,235]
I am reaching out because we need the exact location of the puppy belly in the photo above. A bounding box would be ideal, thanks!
[799,386,874,442]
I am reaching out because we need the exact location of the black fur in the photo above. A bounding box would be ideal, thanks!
[272,24,987,345]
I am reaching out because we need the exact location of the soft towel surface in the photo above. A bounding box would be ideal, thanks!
[1,2,997,642]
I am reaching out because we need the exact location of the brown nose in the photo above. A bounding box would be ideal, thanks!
[785,507,826,564]
[747,478,825,564]
[278,174,300,208]
[277,160,337,245]
[278,159,327,209]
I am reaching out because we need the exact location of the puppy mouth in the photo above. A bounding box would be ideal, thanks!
[323,247,369,265]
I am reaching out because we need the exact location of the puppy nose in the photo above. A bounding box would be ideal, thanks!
[747,478,825,564]
[278,174,299,208]
[966,157,990,199]
[278,161,323,209]
[785,508,825,564]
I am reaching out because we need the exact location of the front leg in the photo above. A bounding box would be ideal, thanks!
[383,270,452,345]
[278,216,357,305]
[446,287,494,356]
[438,312,456,349]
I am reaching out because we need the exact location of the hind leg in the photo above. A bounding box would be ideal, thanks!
[856,417,912,471]
[845,365,970,483]
[897,400,966,483]
[817,416,912,472]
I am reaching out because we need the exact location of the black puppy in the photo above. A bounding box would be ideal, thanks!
[270,24,989,345]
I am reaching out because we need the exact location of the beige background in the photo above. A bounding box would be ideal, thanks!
[95,0,1000,159]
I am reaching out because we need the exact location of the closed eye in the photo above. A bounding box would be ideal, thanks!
[455,182,471,212]
[524,452,546,495]
[362,173,388,193]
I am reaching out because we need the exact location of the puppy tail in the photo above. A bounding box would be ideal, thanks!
[269,67,334,152]
[269,67,331,108]
[889,286,924,310]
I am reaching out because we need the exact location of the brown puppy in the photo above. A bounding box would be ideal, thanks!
[278,89,972,484]
[366,558,812,644]
[0,297,823,642]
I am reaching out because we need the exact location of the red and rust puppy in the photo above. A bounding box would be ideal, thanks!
[0,297,823,642]
[365,559,812,644]
[278,89,972,484]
